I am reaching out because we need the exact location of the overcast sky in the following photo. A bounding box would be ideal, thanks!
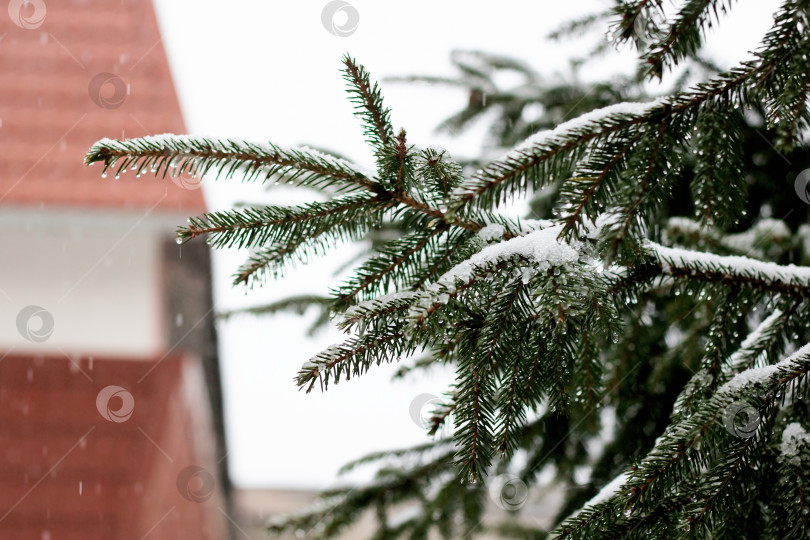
[150,0,780,489]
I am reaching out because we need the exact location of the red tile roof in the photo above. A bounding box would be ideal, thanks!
[0,353,226,539]
[0,0,206,215]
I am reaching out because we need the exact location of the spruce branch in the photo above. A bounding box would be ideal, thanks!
[554,343,810,538]
[217,295,333,335]
[228,196,391,287]
[179,194,391,249]
[296,328,411,392]
[641,0,735,79]
[556,128,648,238]
[342,54,395,162]
[449,100,666,213]
[267,447,457,539]
[718,308,790,384]
[633,344,810,511]
[337,292,419,334]
[452,325,496,484]
[86,135,376,192]
[690,110,746,227]
[218,295,332,320]
[334,226,448,307]
[767,420,810,537]
[754,0,810,152]
[416,146,463,198]
[450,35,792,226]
[452,279,526,477]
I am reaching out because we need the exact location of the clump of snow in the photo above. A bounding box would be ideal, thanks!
[477,223,506,243]
[437,224,578,286]
[718,365,780,393]
[408,224,580,320]
[300,360,323,371]
[780,422,810,466]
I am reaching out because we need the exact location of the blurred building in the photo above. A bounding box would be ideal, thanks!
[0,1,230,538]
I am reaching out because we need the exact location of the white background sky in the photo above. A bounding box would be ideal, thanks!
[150,0,779,489]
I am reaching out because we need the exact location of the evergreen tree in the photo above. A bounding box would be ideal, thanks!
[86,1,810,537]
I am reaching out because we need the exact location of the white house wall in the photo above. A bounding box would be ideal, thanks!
[0,209,172,358]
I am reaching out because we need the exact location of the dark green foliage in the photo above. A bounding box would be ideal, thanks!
[690,109,747,227]
[87,2,810,538]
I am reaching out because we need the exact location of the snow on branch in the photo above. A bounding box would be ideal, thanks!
[586,472,629,507]
[718,341,810,394]
[486,100,664,167]
[646,240,810,295]
[407,223,581,323]
[552,470,630,537]
[450,99,665,208]
[440,224,580,284]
